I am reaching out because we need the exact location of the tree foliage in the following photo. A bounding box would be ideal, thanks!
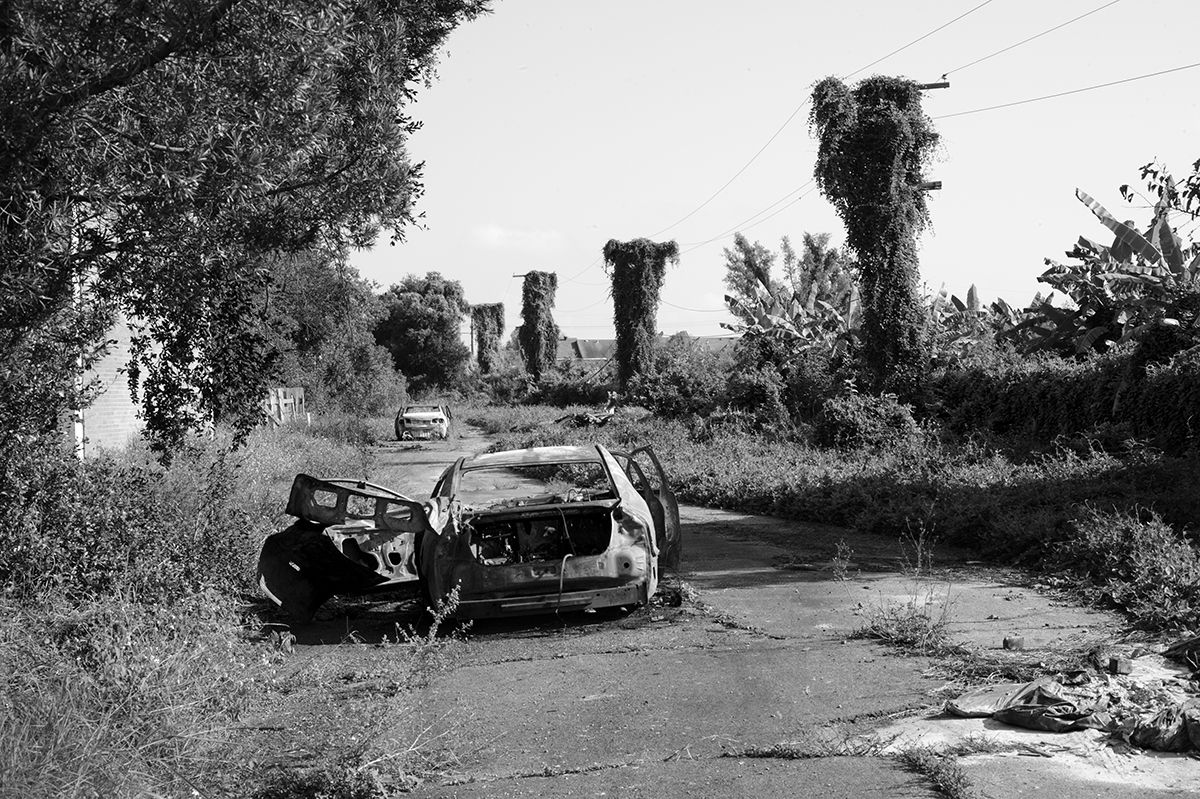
[1000,181,1200,357]
[470,302,505,374]
[267,251,405,414]
[790,233,857,313]
[516,271,560,381]
[810,75,939,397]
[603,238,679,390]
[722,234,779,323]
[374,272,471,391]
[0,0,487,451]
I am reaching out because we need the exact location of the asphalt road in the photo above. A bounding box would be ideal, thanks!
[266,426,1198,798]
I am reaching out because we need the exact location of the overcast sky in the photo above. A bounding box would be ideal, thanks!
[350,0,1200,340]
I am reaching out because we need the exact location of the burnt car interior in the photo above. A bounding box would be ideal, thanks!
[454,461,621,566]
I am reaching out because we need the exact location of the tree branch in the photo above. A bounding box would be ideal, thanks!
[39,0,239,115]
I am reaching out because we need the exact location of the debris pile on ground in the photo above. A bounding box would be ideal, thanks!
[945,647,1200,753]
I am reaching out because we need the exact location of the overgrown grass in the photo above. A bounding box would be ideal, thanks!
[0,593,253,799]
[463,403,1200,631]
[0,416,395,799]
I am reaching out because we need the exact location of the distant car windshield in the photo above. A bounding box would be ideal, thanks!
[457,462,616,511]
[404,406,442,415]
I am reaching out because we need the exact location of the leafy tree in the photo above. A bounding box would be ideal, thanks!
[722,234,780,323]
[471,303,505,374]
[516,271,560,381]
[375,273,471,391]
[0,0,487,451]
[790,233,857,313]
[810,76,939,398]
[603,238,679,390]
[267,251,405,414]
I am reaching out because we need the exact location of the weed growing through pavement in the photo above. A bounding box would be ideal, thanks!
[900,502,939,577]
[391,587,471,689]
[731,732,897,760]
[893,744,980,799]
[852,586,954,656]
[832,538,854,582]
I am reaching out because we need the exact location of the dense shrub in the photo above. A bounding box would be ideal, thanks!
[932,346,1200,452]
[724,366,791,431]
[527,363,612,407]
[1054,507,1200,630]
[627,334,726,418]
[0,423,365,603]
[814,392,920,450]
[730,334,842,422]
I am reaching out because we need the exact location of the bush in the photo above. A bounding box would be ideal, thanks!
[1053,506,1200,630]
[527,362,612,407]
[814,391,920,450]
[627,334,726,418]
[0,422,367,603]
[724,365,791,431]
[931,346,1200,453]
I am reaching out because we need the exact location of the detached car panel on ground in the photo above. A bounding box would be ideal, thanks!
[394,404,452,440]
[257,445,681,621]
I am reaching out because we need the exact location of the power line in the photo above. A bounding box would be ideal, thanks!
[844,0,998,80]
[558,294,610,314]
[646,103,812,239]
[680,185,819,255]
[934,60,1200,119]
[660,299,727,313]
[647,0,997,240]
[942,0,1123,77]
[679,180,813,247]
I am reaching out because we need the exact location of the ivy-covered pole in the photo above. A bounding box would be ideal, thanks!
[470,302,504,374]
[602,238,679,390]
[516,271,559,380]
[810,76,939,398]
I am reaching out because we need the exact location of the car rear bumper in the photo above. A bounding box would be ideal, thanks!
[453,582,645,619]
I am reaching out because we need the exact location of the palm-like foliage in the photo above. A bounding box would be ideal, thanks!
[1000,189,1200,355]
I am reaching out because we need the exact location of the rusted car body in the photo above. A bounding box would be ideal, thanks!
[394,403,452,440]
[257,444,681,621]
[256,476,428,620]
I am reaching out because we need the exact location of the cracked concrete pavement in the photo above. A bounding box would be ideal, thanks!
[273,426,1199,797]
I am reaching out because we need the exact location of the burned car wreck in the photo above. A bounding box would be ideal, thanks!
[258,444,681,621]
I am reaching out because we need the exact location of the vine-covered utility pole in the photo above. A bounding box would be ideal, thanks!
[470,303,504,374]
[516,272,559,381]
[602,238,679,390]
[810,76,941,398]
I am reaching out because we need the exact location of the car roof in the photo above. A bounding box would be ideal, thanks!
[462,444,609,470]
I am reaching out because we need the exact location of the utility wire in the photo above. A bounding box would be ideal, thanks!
[558,294,611,314]
[935,60,1200,119]
[680,186,819,255]
[942,0,1123,77]
[844,0,998,80]
[679,180,813,247]
[647,0,998,240]
[660,299,727,313]
[646,104,811,239]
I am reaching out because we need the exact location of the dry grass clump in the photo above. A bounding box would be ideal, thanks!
[851,595,953,656]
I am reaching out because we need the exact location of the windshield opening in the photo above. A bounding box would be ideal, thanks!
[457,462,616,511]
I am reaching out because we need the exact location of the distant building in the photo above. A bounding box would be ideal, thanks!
[67,317,143,457]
